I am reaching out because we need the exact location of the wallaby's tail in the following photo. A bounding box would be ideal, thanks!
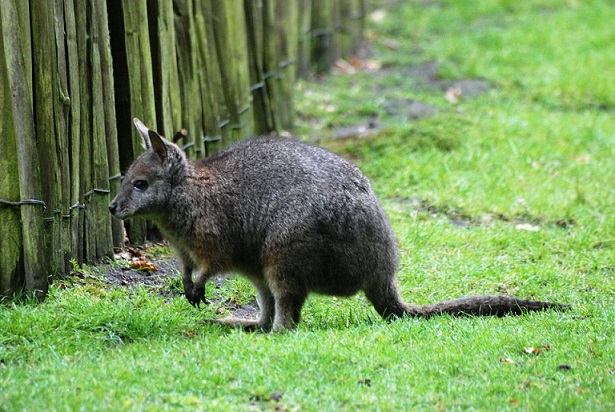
[404,295,569,318]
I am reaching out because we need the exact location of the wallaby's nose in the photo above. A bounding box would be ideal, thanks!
[109,203,117,215]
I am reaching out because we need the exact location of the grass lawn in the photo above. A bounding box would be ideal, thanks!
[2,1,615,410]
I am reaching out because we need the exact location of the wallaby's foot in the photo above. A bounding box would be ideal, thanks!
[185,286,208,308]
[204,318,271,332]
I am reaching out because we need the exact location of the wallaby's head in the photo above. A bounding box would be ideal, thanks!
[109,118,188,220]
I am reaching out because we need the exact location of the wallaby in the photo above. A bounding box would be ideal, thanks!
[109,119,566,332]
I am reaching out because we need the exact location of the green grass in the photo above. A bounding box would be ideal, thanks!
[3,1,615,410]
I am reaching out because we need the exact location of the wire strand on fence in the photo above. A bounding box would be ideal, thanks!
[0,199,47,210]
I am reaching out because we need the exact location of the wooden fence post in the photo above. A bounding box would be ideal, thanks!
[0,19,24,295]
[195,0,229,151]
[118,0,158,244]
[0,0,48,300]
[95,0,124,249]
[211,0,254,143]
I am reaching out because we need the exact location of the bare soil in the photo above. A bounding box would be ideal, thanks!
[99,246,261,321]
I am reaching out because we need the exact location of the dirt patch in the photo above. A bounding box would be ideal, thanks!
[383,60,490,95]
[103,254,181,290]
[97,246,261,319]
[372,60,490,120]
[385,99,438,120]
[388,196,574,230]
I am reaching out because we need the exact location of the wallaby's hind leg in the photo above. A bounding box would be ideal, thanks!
[264,263,308,332]
[253,281,275,331]
[272,292,308,332]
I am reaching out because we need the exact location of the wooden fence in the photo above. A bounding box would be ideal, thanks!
[0,0,365,299]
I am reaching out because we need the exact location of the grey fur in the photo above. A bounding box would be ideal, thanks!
[109,119,566,332]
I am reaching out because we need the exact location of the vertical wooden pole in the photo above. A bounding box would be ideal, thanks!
[244,0,275,134]
[197,0,229,147]
[120,0,157,244]
[0,0,48,300]
[91,1,114,259]
[95,0,124,249]
[173,0,203,158]
[63,0,83,263]
[53,0,73,271]
[32,0,63,274]
[259,0,299,133]
[150,0,182,139]
[74,1,96,262]
[211,0,253,143]
[297,0,312,77]
[0,17,24,295]
[310,0,334,72]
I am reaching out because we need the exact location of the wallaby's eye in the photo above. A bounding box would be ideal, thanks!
[133,180,148,192]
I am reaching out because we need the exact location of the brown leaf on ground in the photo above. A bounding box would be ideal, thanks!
[129,258,158,272]
[523,345,551,355]
[445,87,462,104]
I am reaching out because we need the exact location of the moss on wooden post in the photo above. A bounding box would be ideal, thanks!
[310,0,335,72]
[91,1,114,259]
[32,0,63,274]
[95,0,124,249]
[62,0,83,263]
[196,0,228,149]
[173,0,204,158]
[211,0,254,143]
[52,0,73,271]
[266,0,298,130]
[0,24,24,296]
[244,0,275,134]
[297,0,313,77]
[0,0,48,300]
[150,0,183,140]
[119,0,157,244]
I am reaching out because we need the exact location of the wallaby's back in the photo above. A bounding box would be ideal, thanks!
[190,138,399,296]
[109,119,567,332]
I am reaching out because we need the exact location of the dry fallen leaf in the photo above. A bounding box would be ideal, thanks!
[370,9,386,22]
[516,223,541,232]
[129,258,158,271]
[573,154,590,164]
[500,357,517,364]
[333,58,357,75]
[445,87,462,104]
[348,56,382,72]
[523,345,551,355]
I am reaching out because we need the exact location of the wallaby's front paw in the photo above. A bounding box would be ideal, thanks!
[185,287,208,308]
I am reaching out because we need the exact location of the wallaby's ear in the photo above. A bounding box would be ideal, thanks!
[134,118,151,150]
[134,118,168,162]
[148,129,168,162]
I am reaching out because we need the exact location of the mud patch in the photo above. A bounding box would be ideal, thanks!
[387,196,574,230]
[384,99,438,120]
[383,60,490,96]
